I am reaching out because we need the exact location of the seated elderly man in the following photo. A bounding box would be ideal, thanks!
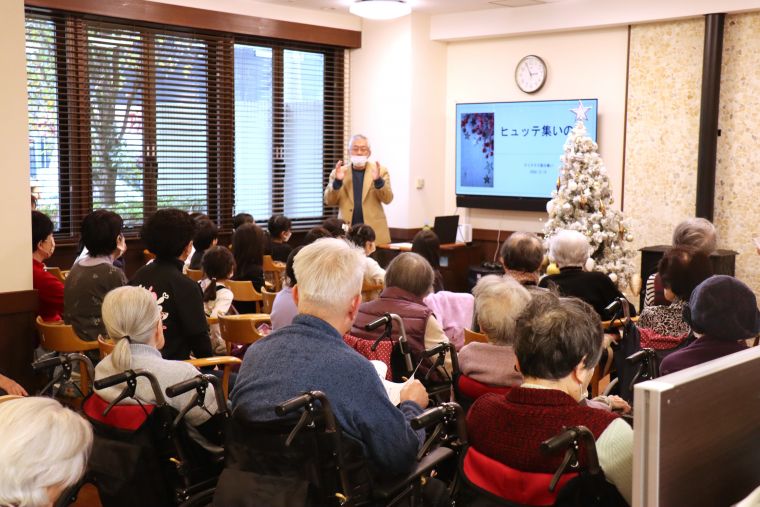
[467,291,633,505]
[231,238,429,474]
[659,275,760,376]
[458,275,530,387]
[539,230,634,320]
[352,252,452,375]
[500,232,545,286]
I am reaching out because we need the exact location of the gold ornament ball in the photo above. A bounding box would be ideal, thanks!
[546,262,560,276]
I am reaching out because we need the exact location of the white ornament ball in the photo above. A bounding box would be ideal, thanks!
[546,201,555,214]
[585,257,596,271]
[625,233,633,242]
[608,272,618,283]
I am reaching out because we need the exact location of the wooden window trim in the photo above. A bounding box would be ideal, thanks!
[25,0,361,49]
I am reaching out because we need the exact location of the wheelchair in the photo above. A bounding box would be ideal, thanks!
[189,390,455,507]
[410,403,628,507]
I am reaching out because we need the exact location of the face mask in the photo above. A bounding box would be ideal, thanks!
[350,155,368,167]
[283,232,292,243]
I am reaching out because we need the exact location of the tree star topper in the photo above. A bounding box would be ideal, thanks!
[570,100,591,122]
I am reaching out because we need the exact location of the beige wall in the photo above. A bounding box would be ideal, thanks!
[623,19,704,254]
[0,0,31,293]
[715,12,760,294]
[445,27,630,233]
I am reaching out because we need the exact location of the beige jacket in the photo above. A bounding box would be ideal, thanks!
[324,162,393,245]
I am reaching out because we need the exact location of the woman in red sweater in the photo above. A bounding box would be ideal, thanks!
[31,210,63,322]
[467,291,633,505]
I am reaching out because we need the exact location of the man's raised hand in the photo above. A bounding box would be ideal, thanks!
[335,160,346,181]
[370,161,380,181]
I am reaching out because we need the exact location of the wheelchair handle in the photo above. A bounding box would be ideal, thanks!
[411,406,446,430]
[626,349,648,365]
[94,371,133,390]
[32,355,67,371]
[276,393,315,416]
[165,376,206,399]
[541,427,581,455]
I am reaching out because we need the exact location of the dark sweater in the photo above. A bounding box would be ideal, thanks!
[467,388,618,472]
[231,314,425,474]
[130,258,212,360]
[269,242,293,264]
[64,261,127,341]
[659,335,748,375]
[539,267,635,320]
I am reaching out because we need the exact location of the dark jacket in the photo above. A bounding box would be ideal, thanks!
[130,258,212,360]
[539,267,635,320]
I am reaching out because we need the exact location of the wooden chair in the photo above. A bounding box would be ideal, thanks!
[464,328,488,345]
[226,280,264,313]
[262,287,277,314]
[36,317,98,395]
[263,255,286,292]
[45,266,67,284]
[186,268,203,282]
[97,334,240,401]
[143,249,156,264]
[218,314,271,355]
[361,281,384,302]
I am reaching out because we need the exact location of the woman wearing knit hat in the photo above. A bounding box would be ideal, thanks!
[659,275,760,376]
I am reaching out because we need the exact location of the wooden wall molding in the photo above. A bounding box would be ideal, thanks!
[25,0,362,48]
[0,290,38,393]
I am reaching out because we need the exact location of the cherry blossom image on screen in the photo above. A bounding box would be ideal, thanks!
[459,112,494,188]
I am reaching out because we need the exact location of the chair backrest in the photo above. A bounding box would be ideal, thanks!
[226,280,263,313]
[464,328,488,345]
[218,314,270,354]
[98,335,116,359]
[45,266,67,283]
[261,287,277,314]
[186,269,203,282]
[263,255,285,292]
[36,317,98,395]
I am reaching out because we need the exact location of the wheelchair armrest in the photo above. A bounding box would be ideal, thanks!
[372,446,455,500]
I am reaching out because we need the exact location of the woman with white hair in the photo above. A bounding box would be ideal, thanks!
[0,396,92,507]
[538,229,633,320]
[94,285,217,427]
[458,275,530,387]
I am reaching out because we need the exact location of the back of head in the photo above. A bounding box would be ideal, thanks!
[303,226,332,245]
[473,275,531,345]
[31,211,54,252]
[268,214,292,238]
[347,223,376,248]
[202,246,235,280]
[385,252,434,298]
[548,230,590,268]
[293,238,364,315]
[81,209,124,257]
[658,246,713,300]
[142,208,196,260]
[233,212,254,230]
[672,218,717,255]
[514,291,603,380]
[501,232,544,273]
[232,223,265,273]
[193,218,218,251]
[285,245,304,287]
[687,275,760,342]
[322,218,346,238]
[0,396,92,507]
[411,229,441,269]
[102,286,162,371]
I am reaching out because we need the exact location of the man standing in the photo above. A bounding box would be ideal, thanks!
[324,134,394,245]
[231,238,428,474]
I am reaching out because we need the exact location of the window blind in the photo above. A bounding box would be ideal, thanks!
[26,7,348,237]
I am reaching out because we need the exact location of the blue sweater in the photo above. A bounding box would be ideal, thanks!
[231,314,425,473]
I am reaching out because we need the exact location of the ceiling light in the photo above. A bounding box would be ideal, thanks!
[349,0,412,20]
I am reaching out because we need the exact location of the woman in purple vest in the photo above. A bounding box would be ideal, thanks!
[351,252,451,375]
[467,291,633,505]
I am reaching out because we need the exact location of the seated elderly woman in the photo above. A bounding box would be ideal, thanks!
[95,286,218,430]
[64,209,127,341]
[499,231,545,286]
[637,246,713,349]
[467,291,633,505]
[539,230,634,320]
[645,218,716,307]
[458,275,530,387]
[659,275,760,376]
[0,396,92,507]
[351,252,452,374]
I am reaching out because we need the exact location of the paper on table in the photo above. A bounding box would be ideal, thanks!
[371,360,414,406]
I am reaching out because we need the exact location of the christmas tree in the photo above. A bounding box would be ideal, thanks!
[543,101,636,290]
